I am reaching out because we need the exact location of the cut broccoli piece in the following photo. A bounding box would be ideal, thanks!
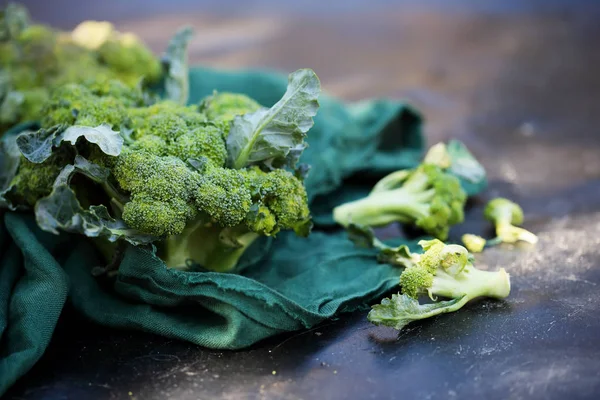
[484,198,538,245]
[368,239,511,331]
[333,143,467,240]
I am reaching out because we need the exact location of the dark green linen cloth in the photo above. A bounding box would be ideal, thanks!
[0,66,431,395]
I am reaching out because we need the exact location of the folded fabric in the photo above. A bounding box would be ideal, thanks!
[0,66,427,395]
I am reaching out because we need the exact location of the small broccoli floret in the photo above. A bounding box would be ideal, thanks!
[484,198,538,245]
[333,143,466,240]
[195,167,253,227]
[40,80,143,128]
[127,102,227,166]
[462,233,486,253]
[170,126,227,166]
[399,266,433,299]
[113,151,199,236]
[96,31,162,86]
[9,149,73,206]
[248,167,312,236]
[368,240,511,331]
[199,92,261,136]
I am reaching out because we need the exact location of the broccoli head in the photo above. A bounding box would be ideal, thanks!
[484,198,538,245]
[368,239,511,331]
[333,143,466,240]
[5,68,320,274]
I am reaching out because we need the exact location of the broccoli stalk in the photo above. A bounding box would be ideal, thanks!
[368,239,511,330]
[163,221,260,272]
[333,143,466,240]
[484,198,538,245]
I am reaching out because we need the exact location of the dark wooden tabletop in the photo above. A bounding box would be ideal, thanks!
[5,1,600,399]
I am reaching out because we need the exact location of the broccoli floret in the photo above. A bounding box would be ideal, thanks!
[462,233,486,253]
[128,102,227,165]
[162,165,311,272]
[9,149,73,206]
[484,198,538,245]
[113,151,199,236]
[368,239,511,331]
[41,80,144,128]
[333,143,466,240]
[195,167,253,227]
[247,167,312,236]
[96,32,162,86]
[199,92,261,136]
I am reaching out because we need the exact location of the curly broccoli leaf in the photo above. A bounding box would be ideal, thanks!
[227,68,320,170]
[0,133,22,209]
[447,140,486,184]
[35,155,156,245]
[17,124,123,163]
[367,293,465,331]
[377,245,417,268]
[161,26,193,105]
[346,223,417,268]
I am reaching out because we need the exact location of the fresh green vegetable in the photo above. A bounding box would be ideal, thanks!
[333,142,470,240]
[367,239,511,330]
[462,233,486,253]
[346,223,420,268]
[0,3,181,133]
[1,68,320,272]
[484,197,538,245]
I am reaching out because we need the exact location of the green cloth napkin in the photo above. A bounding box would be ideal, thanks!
[0,66,427,395]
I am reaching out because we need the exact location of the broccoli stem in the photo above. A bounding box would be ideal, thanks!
[429,265,511,301]
[333,188,433,227]
[496,222,539,244]
[163,221,260,272]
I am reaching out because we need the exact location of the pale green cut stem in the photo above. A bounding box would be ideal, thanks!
[333,189,432,228]
[164,222,260,272]
[430,266,511,300]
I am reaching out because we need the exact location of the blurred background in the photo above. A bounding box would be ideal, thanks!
[12,0,600,201]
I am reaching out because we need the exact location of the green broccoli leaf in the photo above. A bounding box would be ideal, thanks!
[161,26,193,105]
[35,155,156,245]
[347,223,384,249]
[0,133,21,209]
[226,68,320,170]
[367,293,465,331]
[17,124,123,163]
[447,140,486,184]
[377,245,417,268]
